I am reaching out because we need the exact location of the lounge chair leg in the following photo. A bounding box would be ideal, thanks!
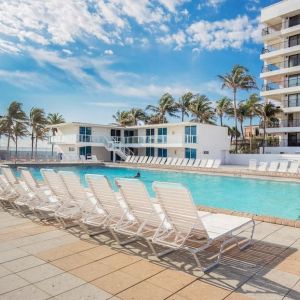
[145,239,174,258]
[108,228,138,246]
[238,220,255,250]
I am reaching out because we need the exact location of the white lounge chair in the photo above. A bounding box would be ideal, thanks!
[199,159,208,168]
[176,158,184,166]
[288,161,300,174]
[212,159,221,169]
[181,158,189,167]
[170,158,178,166]
[160,157,167,165]
[152,181,255,272]
[145,157,153,164]
[141,156,148,164]
[129,156,135,163]
[205,159,214,168]
[80,155,86,162]
[133,156,139,163]
[268,161,279,172]
[257,162,268,172]
[165,158,173,166]
[187,159,195,167]
[248,159,257,171]
[156,157,162,165]
[115,178,173,256]
[125,156,132,163]
[278,161,289,173]
[151,157,158,164]
[193,159,201,167]
[41,169,81,228]
[137,156,144,163]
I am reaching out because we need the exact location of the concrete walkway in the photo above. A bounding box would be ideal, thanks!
[0,211,299,299]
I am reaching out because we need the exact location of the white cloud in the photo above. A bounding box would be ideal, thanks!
[158,0,188,13]
[186,15,261,50]
[62,49,72,55]
[158,30,186,50]
[197,0,226,10]
[104,49,114,56]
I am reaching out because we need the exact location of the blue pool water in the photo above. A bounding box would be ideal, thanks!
[13,165,300,220]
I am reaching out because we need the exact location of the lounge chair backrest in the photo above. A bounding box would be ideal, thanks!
[91,155,98,162]
[268,161,279,172]
[176,158,183,166]
[165,157,173,165]
[125,156,131,163]
[170,158,178,166]
[116,178,161,227]
[151,157,158,164]
[288,161,299,173]
[129,156,135,163]
[133,156,139,163]
[181,158,189,167]
[58,171,86,202]
[212,159,221,168]
[278,161,289,172]
[80,155,86,161]
[187,159,195,167]
[86,175,123,219]
[137,156,144,163]
[248,159,257,170]
[199,159,208,168]
[146,157,153,164]
[156,157,162,164]
[41,169,69,198]
[141,156,148,164]
[257,162,268,172]
[193,159,201,167]
[153,182,208,237]
[18,167,39,189]
[1,166,18,185]
[160,157,167,165]
[206,159,214,168]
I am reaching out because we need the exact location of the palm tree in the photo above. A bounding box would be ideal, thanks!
[227,126,241,145]
[218,65,257,153]
[47,113,65,156]
[11,121,28,159]
[236,102,248,141]
[146,93,178,123]
[29,108,47,159]
[176,92,194,122]
[0,101,27,152]
[257,102,282,154]
[189,95,215,124]
[112,111,131,126]
[128,108,146,125]
[35,125,49,157]
[145,114,164,125]
[215,97,232,126]
[245,93,260,152]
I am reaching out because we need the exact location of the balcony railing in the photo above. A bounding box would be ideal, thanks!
[262,138,300,147]
[262,18,300,37]
[261,119,300,128]
[261,40,300,54]
[262,77,300,91]
[261,59,300,73]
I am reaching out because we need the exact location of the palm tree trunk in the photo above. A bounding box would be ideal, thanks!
[220,115,223,126]
[181,109,184,122]
[15,136,18,160]
[233,89,238,153]
[7,133,10,152]
[35,138,38,159]
[263,117,266,154]
[240,121,244,140]
[31,131,34,159]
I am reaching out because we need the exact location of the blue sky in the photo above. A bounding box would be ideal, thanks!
[0,0,278,124]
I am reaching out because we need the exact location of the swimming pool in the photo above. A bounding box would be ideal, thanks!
[13,165,300,221]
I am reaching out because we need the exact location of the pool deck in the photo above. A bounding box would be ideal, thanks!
[0,210,300,299]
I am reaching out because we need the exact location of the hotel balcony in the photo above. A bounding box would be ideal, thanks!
[261,119,300,134]
[261,41,300,60]
[49,134,197,148]
[261,77,300,99]
[260,60,300,79]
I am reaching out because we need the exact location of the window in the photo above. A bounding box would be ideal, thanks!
[146,147,155,157]
[289,15,300,27]
[146,128,155,143]
[157,128,167,143]
[185,126,197,143]
[157,148,167,157]
[289,34,300,47]
[79,146,91,158]
[124,130,134,144]
[69,147,75,152]
[203,151,209,155]
[79,127,91,142]
[288,94,300,107]
[288,54,300,67]
[288,132,300,146]
[288,74,300,87]
[185,148,196,159]
[111,129,121,142]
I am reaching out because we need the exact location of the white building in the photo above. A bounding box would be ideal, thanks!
[260,0,300,153]
[49,122,230,162]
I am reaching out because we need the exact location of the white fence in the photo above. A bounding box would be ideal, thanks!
[225,154,300,166]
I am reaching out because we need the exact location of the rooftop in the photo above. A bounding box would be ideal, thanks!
[0,210,299,299]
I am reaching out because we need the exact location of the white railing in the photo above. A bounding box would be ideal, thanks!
[49,134,198,146]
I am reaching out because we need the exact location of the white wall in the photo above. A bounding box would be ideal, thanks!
[225,153,300,165]
[92,147,111,161]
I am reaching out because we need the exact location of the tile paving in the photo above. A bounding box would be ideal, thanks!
[0,210,299,299]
